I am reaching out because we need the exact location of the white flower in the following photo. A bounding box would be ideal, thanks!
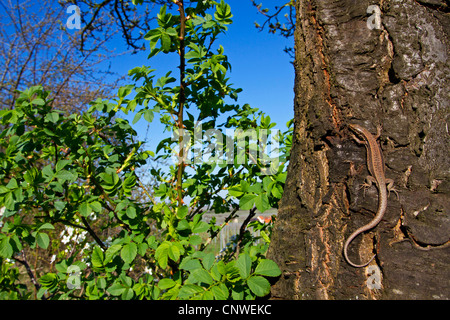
[50,254,56,264]
[144,266,153,275]
[66,226,74,237]
[0,207,4,228]
[62,235,71,244]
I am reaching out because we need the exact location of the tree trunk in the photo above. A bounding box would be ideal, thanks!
[267,0,449,300]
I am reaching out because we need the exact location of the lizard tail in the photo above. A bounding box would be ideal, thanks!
[343,231,376,268]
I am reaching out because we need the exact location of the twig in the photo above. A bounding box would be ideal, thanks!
[237,207,257,249]
[14,249,41,292]
[81,217,106,250]
[175,0,187,207]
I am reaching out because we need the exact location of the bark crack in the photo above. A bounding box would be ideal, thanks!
[414,0,450,13]
[390,209,450,251]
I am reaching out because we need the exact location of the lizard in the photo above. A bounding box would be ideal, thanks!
[343,123,397,268]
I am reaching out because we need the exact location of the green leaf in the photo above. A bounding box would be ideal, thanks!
[137,242,148,256]
[54,201,67,211]
[143,109,154,123]
[99,168,119,187]
[91,246,104,269]
[161,32,171,51]
[271,184,283,199]
[79,202,91,217]
[121,288,134,300]
[248,182,262,193]
[90,201,102,213]
[23,168,38,185]
[191,221,209,234]
[4,192,15,211]
[121,242,137,264]
[176,205,188,219]
[132,110,143,124]
[211,283,229,300]
[209,268,221,284]
[36,233,50,249]
[231,285,245,300]
[37,223,55,231]
[0,237,13,258]
[31,98,45,106]
[239,194,256,210]
[118,85,133,98]
[154,183,168,198]
[6,178,18,189]
[126,206,137,219]
[247,275,271,297]
[55,159,71,171]
[254,259,281,277]
[189,235,202,246]
[236,253,251,279]
[260,230,271,244]
[228,185,244,197]
[180,258,202,271]
[190,268,213,285]
[10,235,22,252]
[42,165,54,179]
[176,219,190,231]
[202,253,215,271]
[178,284,204,299]
[255,193,270,213]
[166,27,177,37]
[216,260,227,275]
[155,242,170,269]
[107,282,126,296]
[39,273,58,291]
[45,112,59,124]
[104,244,122,263]
[168,244,180,263]
[123,175,136,194]
[158,278,176,290]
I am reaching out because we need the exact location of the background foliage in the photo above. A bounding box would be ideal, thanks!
[0,0,291,300]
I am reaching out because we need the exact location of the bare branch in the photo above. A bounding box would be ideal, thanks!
[251,0,296,38]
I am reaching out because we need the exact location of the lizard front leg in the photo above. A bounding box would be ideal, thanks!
[360,175,377,196]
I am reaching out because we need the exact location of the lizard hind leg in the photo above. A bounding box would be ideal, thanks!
[386,178,399,200]
[359,175,377,197]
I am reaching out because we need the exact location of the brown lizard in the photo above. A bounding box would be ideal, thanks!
[344,124,397,268]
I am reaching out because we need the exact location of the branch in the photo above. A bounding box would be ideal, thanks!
[175,0,187,207]
[237,207,257,249]
[81,217,106,250]
[251,0,296,38]
[79,0,112,52]
[14,249,41,292]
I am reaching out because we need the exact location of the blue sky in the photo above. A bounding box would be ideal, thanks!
[108,0,295,151]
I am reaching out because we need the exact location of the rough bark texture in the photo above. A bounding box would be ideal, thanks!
[267,0,449,300]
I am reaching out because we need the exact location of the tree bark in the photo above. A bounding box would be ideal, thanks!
[267,0,449,300]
